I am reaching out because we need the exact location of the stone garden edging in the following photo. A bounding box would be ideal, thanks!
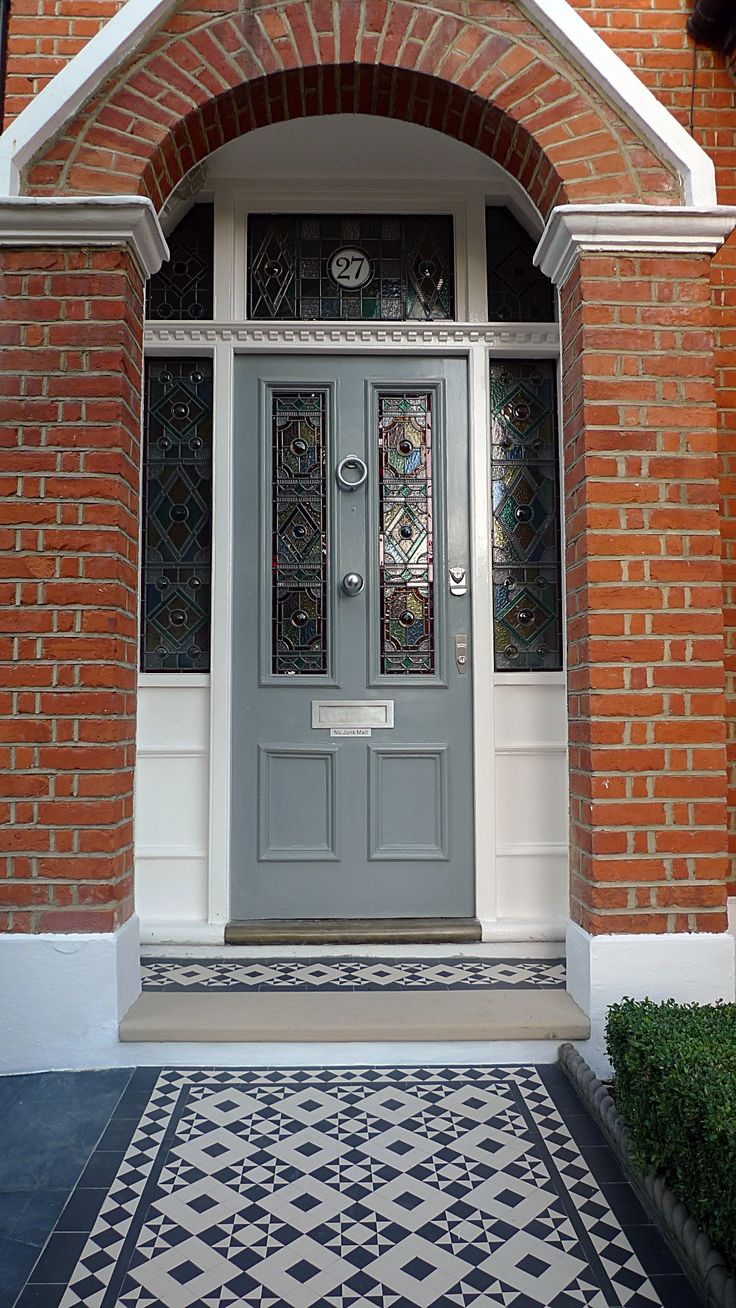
[558,1042,736,1308]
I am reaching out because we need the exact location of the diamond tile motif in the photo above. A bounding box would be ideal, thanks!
[40,1064,675,1308]
[141,956,566,992]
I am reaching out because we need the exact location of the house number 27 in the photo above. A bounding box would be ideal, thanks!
[328,247,372,290]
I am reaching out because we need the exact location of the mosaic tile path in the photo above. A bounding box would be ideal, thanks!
[13,1064,699,1308]
[141,957,567,992]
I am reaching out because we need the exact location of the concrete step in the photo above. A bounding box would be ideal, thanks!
[119,988,589,1043]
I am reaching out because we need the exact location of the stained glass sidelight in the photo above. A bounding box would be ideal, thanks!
[248,215,454,321]
[147,205,214,320]
[378,393,435,675]
[486,207,555,323]
[491,360,562,671]
[272,392,329,675]
[141,359,213,671]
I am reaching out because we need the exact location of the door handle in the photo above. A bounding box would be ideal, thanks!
[336,456,368,491]
[342,572,365,596]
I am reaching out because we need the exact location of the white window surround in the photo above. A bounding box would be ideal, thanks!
[0,0,720,207]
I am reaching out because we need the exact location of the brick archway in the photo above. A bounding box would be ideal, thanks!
[23,0,679,211]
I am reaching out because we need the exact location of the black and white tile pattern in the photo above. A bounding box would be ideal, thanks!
[140,958,566,992]
[26,1064,692,1308]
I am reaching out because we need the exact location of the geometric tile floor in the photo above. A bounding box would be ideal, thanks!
[141,958,567,992]
[8,1064,701,1308]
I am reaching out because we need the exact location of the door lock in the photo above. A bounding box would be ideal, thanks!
[449,566,467,596]
[455,634,469,674]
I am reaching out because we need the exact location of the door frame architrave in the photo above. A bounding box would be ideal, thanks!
[140,181,565,942]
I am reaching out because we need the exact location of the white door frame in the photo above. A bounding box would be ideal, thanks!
[139,182,565,942]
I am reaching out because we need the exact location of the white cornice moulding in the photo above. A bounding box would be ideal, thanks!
[0,196,168,277]
[0,0,718,209]
[535,204,736,286]
[0,0,179,196]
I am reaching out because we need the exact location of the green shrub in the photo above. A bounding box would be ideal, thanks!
[606,998,736,1274]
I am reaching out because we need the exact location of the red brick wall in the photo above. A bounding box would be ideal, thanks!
[0,245,143,933]
[2,1,125,128]
[562,251,729,933]
[14,0,678,209]
[1,0,733,932]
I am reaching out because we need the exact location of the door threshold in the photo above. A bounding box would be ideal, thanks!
[225,918,482,945]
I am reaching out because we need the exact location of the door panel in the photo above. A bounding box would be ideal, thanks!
[231,355,474,920]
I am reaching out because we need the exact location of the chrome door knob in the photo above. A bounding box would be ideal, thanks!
[342,572,364,596]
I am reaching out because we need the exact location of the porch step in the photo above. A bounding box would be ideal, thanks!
[119,989,590,1043]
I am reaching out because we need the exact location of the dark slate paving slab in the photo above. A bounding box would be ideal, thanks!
[0,1069,131,1308]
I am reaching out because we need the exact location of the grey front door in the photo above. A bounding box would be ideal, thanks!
[231,355,474,920]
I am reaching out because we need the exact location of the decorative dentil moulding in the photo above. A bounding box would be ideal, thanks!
[143,322,561,349]
[535,203,736,287]
[0,196,169,278]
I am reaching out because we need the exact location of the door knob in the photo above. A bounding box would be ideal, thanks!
[342,572,365,596]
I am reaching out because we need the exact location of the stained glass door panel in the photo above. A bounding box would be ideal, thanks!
[231,356,474,921]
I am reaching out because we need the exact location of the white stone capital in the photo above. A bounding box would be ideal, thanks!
[0,196,168,277]
[535,203,736,287]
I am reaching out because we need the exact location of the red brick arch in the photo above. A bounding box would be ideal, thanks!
[24,0,681,212]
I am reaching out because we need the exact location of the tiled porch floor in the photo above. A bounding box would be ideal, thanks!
[140,958,567,993]
[1,1062,700,1308]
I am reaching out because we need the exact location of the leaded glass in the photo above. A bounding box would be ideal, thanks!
[378,393,435,675]
[141,359,213,671]
[147,205,214,320]
[491,360,562,671]
[272,391,328,675]
[486,207,555,323]
[248,215,454,321]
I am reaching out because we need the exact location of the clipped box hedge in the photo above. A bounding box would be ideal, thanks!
[606,998,736,1274]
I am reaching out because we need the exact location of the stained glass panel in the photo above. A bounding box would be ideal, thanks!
[248,215,454,321]
[378,393,435,675]
[491,360,563,671]
[147,205,214,320]
[272,391,328,675]
[141,359,213,671]
[486,207,555,323]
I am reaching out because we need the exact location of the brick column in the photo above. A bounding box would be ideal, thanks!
[0,198,166,1072]
[537,206,736,1070]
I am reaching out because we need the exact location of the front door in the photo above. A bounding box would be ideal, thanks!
[231,355,474,920]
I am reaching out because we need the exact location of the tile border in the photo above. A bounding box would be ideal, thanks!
[559,1041,736,1308]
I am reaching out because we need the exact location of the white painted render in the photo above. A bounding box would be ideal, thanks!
[0,0,719,207]
[0,917,141,1075]
[566,920,736,1078]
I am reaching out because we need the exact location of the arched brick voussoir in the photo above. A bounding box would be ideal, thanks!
[22,0,681,210]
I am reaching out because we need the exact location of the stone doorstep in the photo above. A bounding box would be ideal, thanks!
[119,988,590,1042]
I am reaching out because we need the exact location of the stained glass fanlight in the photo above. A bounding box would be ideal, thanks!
[141,359,213,671]
[490,360,563,671]
[378,393,435,675]
[486,207,555,323]
[271,391,329,675]
[248,215,454,321]
[147,205,214,321]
